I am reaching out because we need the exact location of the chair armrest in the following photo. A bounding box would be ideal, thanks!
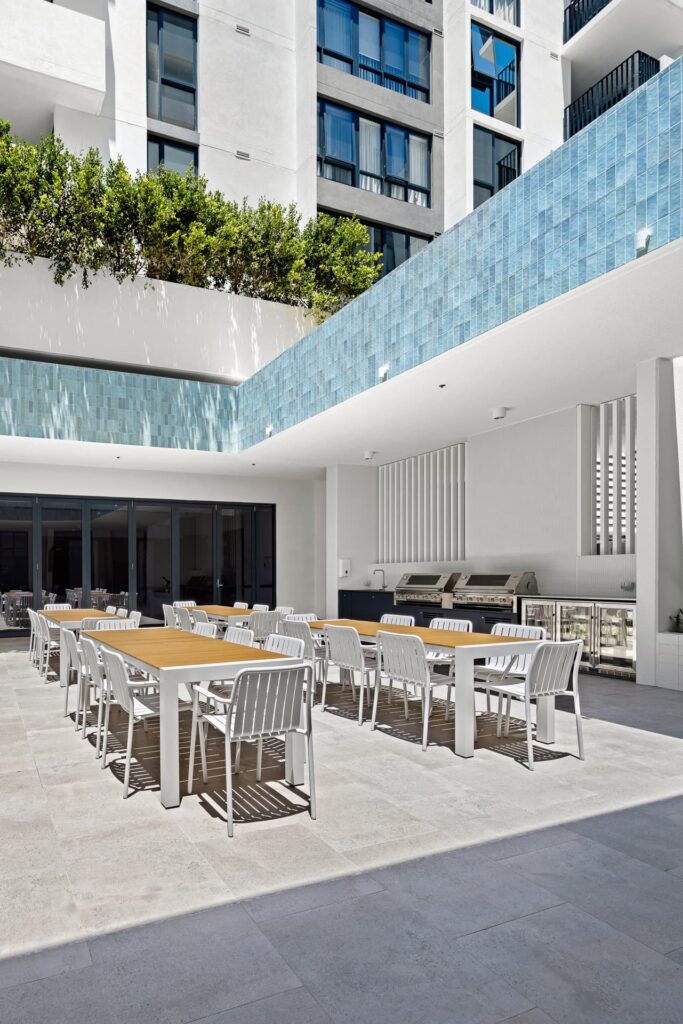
[194,683,232,705]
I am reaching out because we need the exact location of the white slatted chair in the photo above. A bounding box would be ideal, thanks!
[100,649,161,797]
[105,605,117,614]
[129,610,142,627]
[427,618,474,720]
[249,610,280,645]
[224,626,254,646]
[474,623,547,713]
[36,614,60,678]
[27,608,38,667]
[252,603,269,612]
[175,606,194,632]
[173,600,196,608]
[323,624,377,725]
[162,604,176,627]
[192,621,218,638]
[192,609,209,623]
[62,627,87,722]
[95,618,138,631]
[44,603,72,611]
[487,640,585,770]
[361,612,416,654]
[115,607,128,618]
[80,636,108,756]
[274,605,294,617]
[188,663,315,836]
[263,633,304,659]
[373,631,452,751]
[287,612,317,621]
[233,601,249,610]
[282,618,324,689]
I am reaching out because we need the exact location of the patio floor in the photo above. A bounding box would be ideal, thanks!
[3,639,683,1023]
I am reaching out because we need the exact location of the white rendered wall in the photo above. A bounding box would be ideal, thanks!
[0,460,325,616]
[0,258,311,383]
[325,465,379,616]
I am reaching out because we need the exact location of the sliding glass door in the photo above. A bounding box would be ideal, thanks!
[0,498,33,631]
[0,494,276,630]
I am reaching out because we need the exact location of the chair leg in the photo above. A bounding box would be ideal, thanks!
[388,677,393,704]
[486,689,491,714]
[199,721,208,783]
[187,694,198,793]
[573,689,585,760]
[256,737,263,781]
[371,668,381,730]
[307,729,317,820]
[123,714,135,798]
[321,661,328,711]
[234,739,241,774]
[358,672,364,726]
[525,696,534,771]
[101,696,111,769]
[496,693,504,736]
[504,694,513,736]
[403,682,409,719]
[422,688,430,751]
[444,683,452,721]
[95,686,105,758]
[225,734,234,837]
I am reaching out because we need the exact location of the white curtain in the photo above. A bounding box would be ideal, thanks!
[359,119,381,176]
[408,135,429,189]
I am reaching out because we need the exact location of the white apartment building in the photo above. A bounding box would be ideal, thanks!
[2,0,681,277]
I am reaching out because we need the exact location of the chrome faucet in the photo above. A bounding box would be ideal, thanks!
[373,568,387,591]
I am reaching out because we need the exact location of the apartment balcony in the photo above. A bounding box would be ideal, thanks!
[563,0,683,97]
[0,0,105,141]
[564,51,660,140]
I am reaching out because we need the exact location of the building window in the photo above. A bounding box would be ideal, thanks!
[471,0,520,27]
[471,22,519,127]
[318,100,431,207]
[317,0,431,103]
[364,222,430,276]
[473,125,519,207]
[148,136,198,174]
[147,4,197,130]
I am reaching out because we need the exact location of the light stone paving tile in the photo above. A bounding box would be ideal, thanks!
[25,724,102,771]
[499,836,683,954]
[0,872,83,958]
[260,890,534,1024]
[458,903,683,1024]
[0,818,67,881]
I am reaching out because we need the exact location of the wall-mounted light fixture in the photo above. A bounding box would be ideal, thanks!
[492,407,508,421]
[635,228,651,257]
[378,364,389,383]
[265,425,273,438]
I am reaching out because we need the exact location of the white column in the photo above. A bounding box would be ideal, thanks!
[636,358,683,686]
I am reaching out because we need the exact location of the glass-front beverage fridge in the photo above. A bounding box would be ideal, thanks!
[596,603,636,678]
[521,598,636,679]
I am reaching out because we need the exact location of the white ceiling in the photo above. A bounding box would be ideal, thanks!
[1,237,682,479]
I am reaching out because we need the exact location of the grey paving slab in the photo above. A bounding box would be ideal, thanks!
[568,796,683,871]
[260,890,534,1024]
[186,987,334,1023]
[499,836,683,953]
[459,903,683,1024]
[0,939,92,993]
[242,871,386,923]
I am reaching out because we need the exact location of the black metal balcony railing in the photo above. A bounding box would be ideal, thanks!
[497,149,518,190]
[564,52,660,140]
[564,0,613,43]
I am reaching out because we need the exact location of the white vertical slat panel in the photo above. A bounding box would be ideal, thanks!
[378,466,385,562]
[429,449,438,561]
[611,398,624,554]
[599,402,612,555]
[457,444,466,559]
[411,457,418,562]
[624,395,637,554]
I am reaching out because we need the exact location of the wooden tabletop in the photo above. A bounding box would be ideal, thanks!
[82,626,288,671]
[195,605,252,617]
[310,620,534,649]
[43,609,117,624]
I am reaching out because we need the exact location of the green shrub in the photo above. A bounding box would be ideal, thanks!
[0,120,381,320]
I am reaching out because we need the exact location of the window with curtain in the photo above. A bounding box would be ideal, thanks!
[362,221,430,276]
[317,0,430,103]
[473,125,520,208]
[147,4,197,130]
[318,100,431,206]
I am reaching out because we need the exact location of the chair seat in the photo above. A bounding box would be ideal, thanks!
[132,693,161,719]
[474,665,522,686]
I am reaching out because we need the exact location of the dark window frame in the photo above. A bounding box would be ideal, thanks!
[317,99,432,208]
[473,124,521,208]
[147,2,198,130]
[147,134,199,175]
[316,0,431,104]
[470,20,520,128]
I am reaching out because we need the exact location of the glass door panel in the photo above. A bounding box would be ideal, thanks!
[219,507,253,606]
[254,506,275,608]
[41,503,83,607]
[521,600,557,640]
[178,505,213,604]
[91,502,129,610]
[558,601,594,669]
[136,503,171,622]
[0,499,33,630]
[597,604,636,676]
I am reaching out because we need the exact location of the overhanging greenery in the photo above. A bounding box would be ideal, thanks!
[0,120,381,321]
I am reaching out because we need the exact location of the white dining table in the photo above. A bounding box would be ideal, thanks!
[311,619,547,757]
[41,609,118,686]
[84,627,305,808]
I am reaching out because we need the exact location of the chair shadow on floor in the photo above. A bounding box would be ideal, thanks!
[321,685,571,766]
[78,703,312,825]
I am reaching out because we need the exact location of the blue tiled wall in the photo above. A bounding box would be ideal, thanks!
[0,357,237,451]
[1,60,681,454]
[238,57,683,448]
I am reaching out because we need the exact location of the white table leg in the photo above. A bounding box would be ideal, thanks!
[536,695,555,744]
[159,675,180,808]
[285,733,305,786]
[454,649,475,758]
[59,628,68,686]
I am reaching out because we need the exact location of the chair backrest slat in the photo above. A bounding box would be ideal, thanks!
[377,631,430,687]
[224,626,254,646]
[380,613,415,627]
[325,624,364,672]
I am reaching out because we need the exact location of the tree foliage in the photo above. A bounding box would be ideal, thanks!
[0,120,381,320]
